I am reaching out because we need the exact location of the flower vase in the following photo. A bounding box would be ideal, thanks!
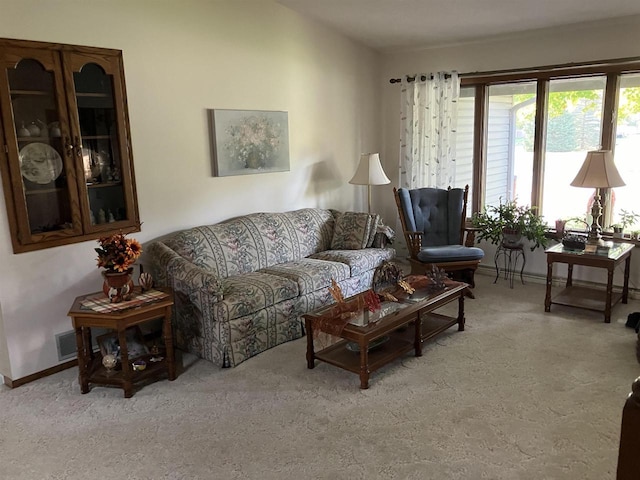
[102,267,134,303]
[246,151,263,169]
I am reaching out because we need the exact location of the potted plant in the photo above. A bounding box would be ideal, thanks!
[611,223,625,239]
[472,199,548,251]
[617,209,640,238]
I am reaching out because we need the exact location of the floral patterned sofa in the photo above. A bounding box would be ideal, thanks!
[147,208,395,367]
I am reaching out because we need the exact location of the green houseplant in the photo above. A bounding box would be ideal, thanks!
[472,199,548,251]
[616,209,640,235]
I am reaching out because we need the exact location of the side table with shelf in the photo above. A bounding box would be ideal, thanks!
[544,242,633,323]
[67,287,176,398]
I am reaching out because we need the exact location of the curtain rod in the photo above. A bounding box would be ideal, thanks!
[389,73,452,84]
[389,56,640,84]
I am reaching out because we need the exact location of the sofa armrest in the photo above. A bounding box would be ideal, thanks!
[147,241,224,303]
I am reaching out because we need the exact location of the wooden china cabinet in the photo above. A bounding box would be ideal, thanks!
[0,38,140,253]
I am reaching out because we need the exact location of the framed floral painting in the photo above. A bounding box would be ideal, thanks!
[209,109,290,176]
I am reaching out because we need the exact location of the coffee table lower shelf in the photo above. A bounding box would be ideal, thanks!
[314,335,414,375]
[551,285,623,314]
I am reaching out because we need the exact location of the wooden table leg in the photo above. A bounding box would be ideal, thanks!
[623,255,631,304]
[605,267,614,323]
[545,261,553,312]
[75,326,89,394]
[305,318,315,369]
[118,329,133,398]
[359,342,370,389]
[414,313,423,357]
[566,264,573,287]
[163,305,176,381]
[457,291,466,331]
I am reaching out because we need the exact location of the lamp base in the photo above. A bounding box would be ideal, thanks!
[587,189,604,247]
[586,234,604,247]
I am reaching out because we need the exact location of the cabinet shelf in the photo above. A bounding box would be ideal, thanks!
[10,89,49,96]
[25,187,64,195]
[76,92,110,98]
[86,181,122,189]
[82,135,111,140]
[17,136,60,142]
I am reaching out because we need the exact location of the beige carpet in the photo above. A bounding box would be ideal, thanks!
[1,276,640,480]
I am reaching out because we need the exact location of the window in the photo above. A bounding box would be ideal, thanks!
[460,59,640,230]
[455,86,475,203]
[485,82,536,208]
[612,73,640,231]
[542,76,605,223]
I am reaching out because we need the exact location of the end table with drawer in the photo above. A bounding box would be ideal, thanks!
[67,287,176,398]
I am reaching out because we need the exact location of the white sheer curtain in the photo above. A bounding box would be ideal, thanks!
[399,71,460,189]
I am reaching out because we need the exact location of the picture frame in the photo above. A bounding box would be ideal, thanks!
[97,326,149,361]
[208,109,289,177]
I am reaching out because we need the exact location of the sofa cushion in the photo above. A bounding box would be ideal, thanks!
[309,248,395,277]
[365,214,380,247]
[331,212,378,250]
[214,272,299,322]
[416,245,485,263]
[259,258,350,295]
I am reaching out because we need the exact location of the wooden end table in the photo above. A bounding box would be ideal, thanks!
[303,282,468,389]
[67,287,176,398]
[544,242,633,323]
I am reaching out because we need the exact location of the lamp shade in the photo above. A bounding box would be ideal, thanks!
[570,150,625,188]
[349,153,390,186]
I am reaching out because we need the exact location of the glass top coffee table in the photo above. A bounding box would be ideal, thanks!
[303,281,468,389]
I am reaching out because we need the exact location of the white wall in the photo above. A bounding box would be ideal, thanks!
[378,16,640,289]
[0,0,380,380]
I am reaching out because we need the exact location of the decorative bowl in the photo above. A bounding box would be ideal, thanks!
[132,359,147,371]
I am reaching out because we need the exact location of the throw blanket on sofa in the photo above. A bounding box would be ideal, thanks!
[148,208,395,367]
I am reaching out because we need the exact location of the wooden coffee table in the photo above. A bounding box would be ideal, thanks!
[303,282,468,389]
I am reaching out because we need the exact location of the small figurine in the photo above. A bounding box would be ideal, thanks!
[97,208,106,224]
[102,354,117,374]
[138,264,154,292]
[139,272,153,292]
[107,209,115,223]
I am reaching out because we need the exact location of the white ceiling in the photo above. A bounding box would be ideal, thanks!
[276,0,640,51]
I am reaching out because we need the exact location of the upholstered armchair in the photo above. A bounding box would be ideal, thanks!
[394,185,484,287]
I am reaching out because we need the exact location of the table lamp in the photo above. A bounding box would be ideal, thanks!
[349,153,390,213]
[570,150,625,246]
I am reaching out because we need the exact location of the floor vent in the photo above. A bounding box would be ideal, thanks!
[55,331,77,361]
[55,328,108,361]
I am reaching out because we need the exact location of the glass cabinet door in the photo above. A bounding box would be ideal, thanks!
[0,47,82,244]
[64,52,136,232]
[0,39,140,253]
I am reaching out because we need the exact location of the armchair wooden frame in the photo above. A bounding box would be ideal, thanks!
[394,185,481,287]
